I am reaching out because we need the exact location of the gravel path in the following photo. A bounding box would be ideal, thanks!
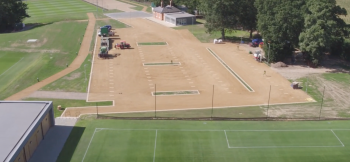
[27,91,87,100]
[5,13,96,100]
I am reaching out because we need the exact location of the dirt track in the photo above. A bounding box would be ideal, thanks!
[62,18,313,117]
[5,13,96,101]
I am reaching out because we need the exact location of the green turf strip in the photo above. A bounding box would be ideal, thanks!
[153,90,199,96]
[138,42,168,46]
[58,120,350,162]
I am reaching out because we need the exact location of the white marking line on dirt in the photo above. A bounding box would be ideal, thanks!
[109,95,114,97]
[228,92,232,93]
[218,81,222,82]
[82,128,97,162]
[144,68,148,69]
[109,91,114,92]
[191,86,196,87]
[148,80,152,81]
[180,67,183,68]
[147,77,152,78]
[110,87,114,88]
[146,74,150,75]
[150,87,154,89]
[0,57,24,78]
[153,130,158,162]
[109,70,113,71]
[189,82,193,84]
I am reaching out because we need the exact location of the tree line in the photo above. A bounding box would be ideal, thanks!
[0,0,29,32]
[154,0,349,65]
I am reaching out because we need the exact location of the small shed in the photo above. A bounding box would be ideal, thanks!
[164,12,196,26]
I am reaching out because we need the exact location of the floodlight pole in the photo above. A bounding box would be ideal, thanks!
[306,66,309,93]
[266,85,272,119]
[155,84,157,118]
[268,43,271,63]
[319,86,326,120]
[210,85,214,120]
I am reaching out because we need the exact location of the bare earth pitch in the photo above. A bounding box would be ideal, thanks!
[62,18,313,117]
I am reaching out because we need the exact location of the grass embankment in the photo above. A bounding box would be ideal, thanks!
[173,23,251,43]
[57,119,350,162]
[41,19,129,92]
[0,22,87,99]
[25,98,113,117]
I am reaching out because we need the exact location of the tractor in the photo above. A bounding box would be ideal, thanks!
[98,46,109,58]
[115,41,131,49]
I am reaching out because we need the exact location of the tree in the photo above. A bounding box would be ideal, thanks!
[175,0,200,15]
[236,0,257,39]
[0,0,29,32]
[299,0,346,66]
[255,0,306,63]
[199,0,238,40]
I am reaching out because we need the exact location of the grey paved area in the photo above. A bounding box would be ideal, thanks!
[105,11,152,19]
[28,117,77,162]
[84,0,137,12]
[27,91,87,100]
[145,17,176,27]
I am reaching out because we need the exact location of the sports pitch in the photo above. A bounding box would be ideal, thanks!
[59,120,350,162]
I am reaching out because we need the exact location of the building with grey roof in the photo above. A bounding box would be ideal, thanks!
[164,12,196,26]
[0,101,54,162]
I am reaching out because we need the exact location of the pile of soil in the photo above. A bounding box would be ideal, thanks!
[271,62,288,68]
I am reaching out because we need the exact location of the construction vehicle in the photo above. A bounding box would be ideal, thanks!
[98,27,115,37]
[115,41,131,49]
[98,37,110,58]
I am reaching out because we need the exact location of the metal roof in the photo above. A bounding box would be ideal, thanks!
[0,101,51,162]
[153,5,182,13]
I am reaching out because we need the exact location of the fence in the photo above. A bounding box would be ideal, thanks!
[93,78,350,121]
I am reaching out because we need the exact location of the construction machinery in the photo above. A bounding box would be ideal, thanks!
[115,41,131,49]
[98,37,110,58]
[98,27,114,37]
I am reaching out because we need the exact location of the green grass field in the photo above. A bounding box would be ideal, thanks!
[57,119,350,162]
[337,0,350,24]
[25,0,97,23]
[173,24,251,43]
[0,21,87,99]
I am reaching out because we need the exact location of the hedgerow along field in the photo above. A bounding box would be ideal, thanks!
[24,0,97,23]
[57,119,350,162]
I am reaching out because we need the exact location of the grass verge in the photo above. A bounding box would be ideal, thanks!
[173,23,251,43]
[153,90,199,96]
[24,98,113,117]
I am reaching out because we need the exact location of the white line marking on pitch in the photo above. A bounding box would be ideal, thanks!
[109,70,113,71]
[148,80,152,81]
[144,68,148,69]
[81,129,97,162]
[331,130,345,146]
[224,130,230,148]
[187,79,191,80]
[109,91,114,92]
[191,86,195,87]
[109,87,114,88]
[189,82,193,84]
[109,83,114,84]
[109,95,114,97]
[146,74,150,75]
[153,130,158,162]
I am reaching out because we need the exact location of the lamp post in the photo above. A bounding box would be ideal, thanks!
[268,42,271,63]
[306,66,309,93]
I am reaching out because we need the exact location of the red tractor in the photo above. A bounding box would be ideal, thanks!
[115,41,131,49]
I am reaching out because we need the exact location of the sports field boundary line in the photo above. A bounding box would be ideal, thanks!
[153,130,158,162]
[81,128,97,162]
[0,57,24,78]
[331,129,345,146]
[95,128,350,131]
[224,130,230,148]
[207,48,254,92]
[86,29,98,102]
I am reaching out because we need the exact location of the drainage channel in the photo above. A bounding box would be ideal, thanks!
[207,48,254,92]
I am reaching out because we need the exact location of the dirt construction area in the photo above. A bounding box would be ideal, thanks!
[63,18,314,117]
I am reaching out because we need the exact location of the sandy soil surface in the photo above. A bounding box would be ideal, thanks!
[5,13,96,100]
[62,18,313,117]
